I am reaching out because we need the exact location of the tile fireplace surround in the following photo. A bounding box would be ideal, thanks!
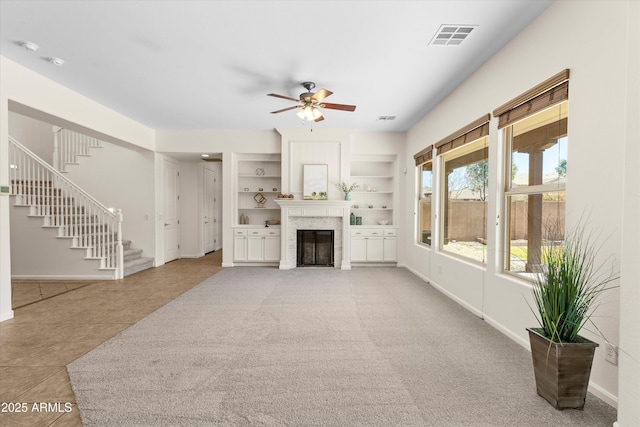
[275,200,355,270]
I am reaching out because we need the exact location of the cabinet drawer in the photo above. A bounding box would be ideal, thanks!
[248,228,281,236]
[234,229,248,236]
[384,229,397,237]
[351,228,382,237]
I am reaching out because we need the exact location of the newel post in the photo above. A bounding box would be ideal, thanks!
[116,209,124,279]
[52,126,62,172]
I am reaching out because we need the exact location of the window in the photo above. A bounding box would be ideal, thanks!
[504,103,567,273]
[440,137,489,263]
[494,70,569,275]
[414,145,433,246]
[434,114,490,264]
[418,161,433,246]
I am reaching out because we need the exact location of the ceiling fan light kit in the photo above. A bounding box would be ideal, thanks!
[297,105,323,121]
[268,81,356,123]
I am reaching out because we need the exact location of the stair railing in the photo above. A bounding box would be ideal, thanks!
[9,136,124,279]
[52,127,103,172]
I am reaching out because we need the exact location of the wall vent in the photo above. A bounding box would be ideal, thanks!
[377,116,397,121]
[430,25,476,46]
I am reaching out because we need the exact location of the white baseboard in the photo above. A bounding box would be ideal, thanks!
[405,265,483,319]
[11,274,113,280]
[405,266,618,409]
[483,314,530,350]
[0,310,15,322]
[180,253,204,259]
[588,381,618,409]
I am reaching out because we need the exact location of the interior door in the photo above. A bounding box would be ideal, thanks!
[213,163,222,251]
[163,159,180,263]
[204,167,216,253]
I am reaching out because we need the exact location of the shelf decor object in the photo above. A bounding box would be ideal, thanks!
[303,164,328,200]
[254,193,267,208]
[337,181,359,201]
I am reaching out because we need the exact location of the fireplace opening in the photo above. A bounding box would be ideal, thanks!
[297,230,334,267]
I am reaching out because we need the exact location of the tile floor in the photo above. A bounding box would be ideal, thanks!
[0,251,222,426]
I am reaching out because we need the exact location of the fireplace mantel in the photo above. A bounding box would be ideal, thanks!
[275,199,355,270]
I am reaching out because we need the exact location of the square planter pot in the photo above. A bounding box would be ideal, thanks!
[527,327,598,410]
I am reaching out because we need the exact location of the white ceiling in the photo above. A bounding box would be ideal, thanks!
[0,0,553,133]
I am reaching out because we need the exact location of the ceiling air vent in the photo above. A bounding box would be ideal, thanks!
[430,25,476,46]
[377,116,397,121]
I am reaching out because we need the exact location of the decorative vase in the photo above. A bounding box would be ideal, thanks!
[526,327,598,410]
[344,193,351,201]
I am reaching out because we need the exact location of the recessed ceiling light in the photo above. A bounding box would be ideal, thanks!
[19,40,39,52]
[47,57,65,66]
[201,154,210,158]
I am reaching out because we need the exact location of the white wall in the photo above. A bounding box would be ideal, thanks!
[403,0,637,416]
[617,1,640,425]
[8,112,55,164]
[10,207,113,279]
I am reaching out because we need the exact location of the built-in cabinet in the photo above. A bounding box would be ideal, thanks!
[233,228,280,262]
[351,228,397,262]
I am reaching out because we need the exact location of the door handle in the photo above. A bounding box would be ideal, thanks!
[164,223,169,226]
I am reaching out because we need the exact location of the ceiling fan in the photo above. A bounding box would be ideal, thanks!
[268,82,356,122]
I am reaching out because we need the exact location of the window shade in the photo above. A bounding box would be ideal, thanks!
[493,69,570,129]
[414,145,433,166]
[434,114,490,156]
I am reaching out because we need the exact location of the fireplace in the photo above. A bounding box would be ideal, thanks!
[275,199,354,270]
[297,230,334,267]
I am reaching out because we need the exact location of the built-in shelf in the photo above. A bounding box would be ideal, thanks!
[235,154,281,226]
[349,155,397,226]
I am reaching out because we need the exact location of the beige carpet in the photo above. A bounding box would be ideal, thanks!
[67,267,616,426]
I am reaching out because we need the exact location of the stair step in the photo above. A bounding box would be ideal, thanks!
[123,248,143,261]
[124,257,154,277]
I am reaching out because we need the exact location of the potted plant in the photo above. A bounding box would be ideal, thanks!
[527,223,618,410]
[337,181,359,201]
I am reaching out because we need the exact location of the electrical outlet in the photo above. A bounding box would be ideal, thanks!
[604,343,618,365]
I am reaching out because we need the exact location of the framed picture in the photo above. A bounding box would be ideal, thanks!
[303,164,328,200]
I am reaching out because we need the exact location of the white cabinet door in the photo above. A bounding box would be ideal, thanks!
[351,237,367,261]
[247,236,264,261]
[234,236,247,261]
[263,236,281,261]
[366,237,384,261]
[383,237,397,261]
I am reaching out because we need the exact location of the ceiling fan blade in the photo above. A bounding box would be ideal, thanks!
[321,102,357,112]
[270,106,300,114]
[267,93,300,102]
[311,88,333,102]
[314,114,325,122]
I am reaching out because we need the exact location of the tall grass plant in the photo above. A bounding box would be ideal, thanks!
[530,223,618,344]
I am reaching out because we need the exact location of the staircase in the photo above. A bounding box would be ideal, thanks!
[9,136,153,279]
[122,240,154,276]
